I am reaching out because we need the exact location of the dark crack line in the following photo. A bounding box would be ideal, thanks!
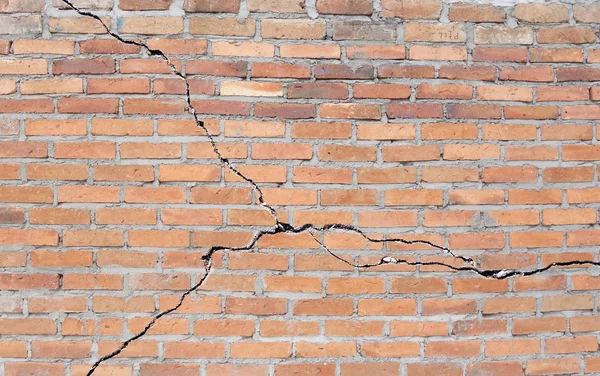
[86,259,212,376]
[57,1,600,374]
[307,229,600,278]
[205,222,600,280]
[202,222,473,264]
[59,0,280,221]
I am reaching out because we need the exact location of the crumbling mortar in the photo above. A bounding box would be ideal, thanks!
[56,0,600,374]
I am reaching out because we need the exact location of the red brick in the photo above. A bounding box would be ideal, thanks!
[255,103,315,119]
[315,63,373,79]
[500,66,554,82]
[0,99,53,113]
[447,104,502,119]
[317,0,372,15]
[474,47,527,62]
[387,103,443,119]
[79,39,140,54]
[417,83,472,99]
[439,65,496,81]
[379,64,434,78]
[288,83,348,99]
[187,60,247,77]
[252,62,310,78]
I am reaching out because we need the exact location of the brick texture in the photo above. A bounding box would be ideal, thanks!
[1,0,600,374]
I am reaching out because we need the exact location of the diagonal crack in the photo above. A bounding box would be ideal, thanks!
[60,0,280,221]
[57,1,600,374]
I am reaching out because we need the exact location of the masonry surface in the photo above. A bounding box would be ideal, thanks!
[3,0,600,375]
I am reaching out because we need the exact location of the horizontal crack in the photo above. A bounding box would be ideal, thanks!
[56,1,600,374]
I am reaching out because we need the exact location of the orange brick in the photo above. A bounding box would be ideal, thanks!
[27,163,88,181]
[262,19,326,39]
[483,297,536,315]
[58,186,119,203]
[425,340,481,358]
[54,141,115,159]
[513,317,567,335]
[163,342,224,359]
[22,78,82,95]
[213,41,274,57]
[230,342,292,359]
[31,250,92,268]
[5,363,64,376]
[527,358,580,375]
[0,228,57,246]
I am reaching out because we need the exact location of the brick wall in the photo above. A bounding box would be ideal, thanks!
[2,0,600,375]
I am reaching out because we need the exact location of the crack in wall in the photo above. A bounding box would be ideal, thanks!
[56,1,600,374]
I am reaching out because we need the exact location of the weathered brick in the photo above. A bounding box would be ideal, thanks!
[474,26,533,45]
[449,3,505,22]
[333,21,395,41]
[538,27,596,44]
[120,0,171,10]
[405,23,466,43]
[263,19,326,40]
[0,15,41,35]
[513,4,568,23]
[381,0,441,19]
[49,16,110,34]
[248,0,304,13]
[184,0,239,12]
[189,17,255,37]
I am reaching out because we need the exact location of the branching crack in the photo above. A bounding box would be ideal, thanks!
[58,1,600,374]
